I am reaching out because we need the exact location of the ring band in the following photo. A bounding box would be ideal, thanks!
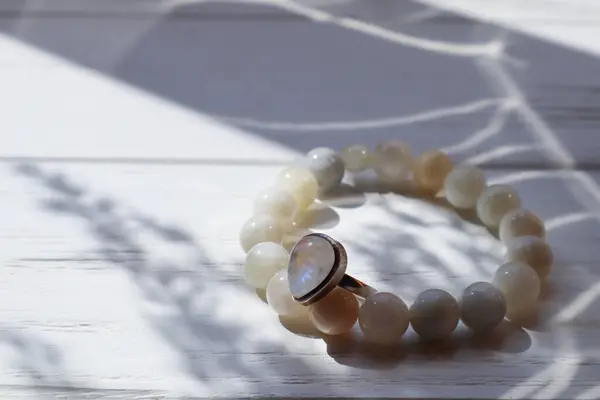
[289,233,377,305]
[338,273,378,299]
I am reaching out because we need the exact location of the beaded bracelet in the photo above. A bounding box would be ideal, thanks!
[240,141,552,344]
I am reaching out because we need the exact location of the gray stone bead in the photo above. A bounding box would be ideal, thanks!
[359,292,410,345]
[372,140,413,181]
[304,147,345,193]
[459,281,507,334]
[410,289,460,340]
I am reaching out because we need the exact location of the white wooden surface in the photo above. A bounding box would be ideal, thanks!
[1,0,600,398]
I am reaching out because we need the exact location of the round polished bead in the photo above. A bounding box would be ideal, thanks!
[288,234,336,300]
[410,289,460,340]
[304,147,345,192]
[492,261,540,321]
[309,287,359,335]
[460,282,506,333]
[444,165,486,209]
[266,270,308,317]
[341,144,372,172]
[239,215,285,253]
[244,242,289,289]
[476,185,521,228]
[359,292,410,345]
[413,150,454,193]
[276,167,318,211]
[372,140,414,181]
[254,187,297,221]
[505,236,553,279]
[499,208,546,244]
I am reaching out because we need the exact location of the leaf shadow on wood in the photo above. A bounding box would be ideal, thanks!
[11,162,339,397]
[0,328,72,393]
[9,160,600,396]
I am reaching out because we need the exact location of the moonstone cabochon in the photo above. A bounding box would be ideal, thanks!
[288,234,337,300]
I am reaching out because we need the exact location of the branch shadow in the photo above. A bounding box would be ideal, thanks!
[10,159,600,399]
[11,162,339,397]
[0,328,71,392]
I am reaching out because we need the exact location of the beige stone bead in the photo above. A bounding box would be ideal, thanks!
[444,165,487,209]
[254,186,297,221]
[276,167,318,211]
[266,270,308,317]
[459,282,506,334]
[413,150,454,194]
[410,289,460,340]
[372,140,414,181]
[309,287,359,335]
[239,215,284,253]
[499,208,546,244]
[492,261,540,321]
[244,242,289,289]
[505,235,553,279]
[341,144,372,172]
[359,292,409,345]
[476,185,521,228]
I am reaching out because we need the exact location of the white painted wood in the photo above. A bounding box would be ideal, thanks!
[0,34,297,163]
[1,162,600,398]
[1,0,600,398]
[414,0,600,57]
[2,8,600,166]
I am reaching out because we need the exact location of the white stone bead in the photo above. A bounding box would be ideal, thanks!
[254,186,297,221]
[492,261,540,321]
[359,292,409,345]
[460,282,506,334]
[239,215,284,253]
[372,140,414,181]
[505,235,553,279]
[476,184,521,228]
[410,289,460,340]
[276,167,318,211]
[309,287,359,335]
[303,147,345,192]
[288,234,336,299]
[244,242,289,289]
[266,270,308,317]
[444,165,486,209]
[499,208,546,244]
[413,150,454,193]
[341,144,372,172]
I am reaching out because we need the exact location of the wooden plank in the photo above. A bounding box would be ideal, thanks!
[1,162,600,398]
[0,1,598,167]
[415,0,600,57]
[0,35,298,163]
[1,1,600,398]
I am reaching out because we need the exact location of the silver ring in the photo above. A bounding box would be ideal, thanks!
[288,233,378,305]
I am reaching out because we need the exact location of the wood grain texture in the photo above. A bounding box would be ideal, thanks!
[1,0,600,398]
